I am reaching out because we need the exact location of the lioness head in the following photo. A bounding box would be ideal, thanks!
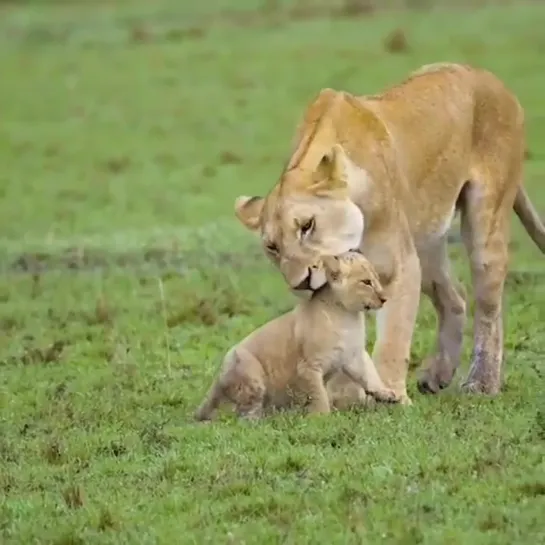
[322,251,386,312]
[234,144,364,294]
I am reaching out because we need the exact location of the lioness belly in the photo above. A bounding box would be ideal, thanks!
[413,204,457,249]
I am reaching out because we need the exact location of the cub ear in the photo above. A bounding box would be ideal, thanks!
[234,195,264,231]
[321,254,341,273]
[314,144,348,194]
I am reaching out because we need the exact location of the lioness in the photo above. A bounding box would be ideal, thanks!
[234,62,545,403]
[194,251,398,421]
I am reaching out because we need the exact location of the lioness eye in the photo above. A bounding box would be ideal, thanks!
[361,279,372,286]
[300,217,315,237]
[266,242,279,255]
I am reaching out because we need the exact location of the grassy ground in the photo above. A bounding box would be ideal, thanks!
[1,1,545,543]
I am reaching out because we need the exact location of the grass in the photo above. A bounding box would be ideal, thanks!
[1,1,545,543]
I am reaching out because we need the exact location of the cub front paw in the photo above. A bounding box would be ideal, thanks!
[368,388,400,403]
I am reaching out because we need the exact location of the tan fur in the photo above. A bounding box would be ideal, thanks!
[194,251,399,421]
[234,63,545,401]
[325,355,378,411]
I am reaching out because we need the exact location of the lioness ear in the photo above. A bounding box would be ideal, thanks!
[234,195,264,231]
[314,144,348,193]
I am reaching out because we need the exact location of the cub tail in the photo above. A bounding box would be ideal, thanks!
[194,381,224,422]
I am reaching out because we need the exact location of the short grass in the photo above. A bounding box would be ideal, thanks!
[1,1,545,543]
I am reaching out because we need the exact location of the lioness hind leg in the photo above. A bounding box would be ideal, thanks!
[417,239,467,394]
[459,180,513,395]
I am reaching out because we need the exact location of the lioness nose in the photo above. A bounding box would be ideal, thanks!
[379,296,387,304]
[293,272,312,291]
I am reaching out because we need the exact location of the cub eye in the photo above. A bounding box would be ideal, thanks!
[361,279,372,286]
[300,217,315,237]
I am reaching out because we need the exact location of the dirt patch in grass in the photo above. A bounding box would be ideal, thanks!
[0,0,509,47]
[164,289,253,327]
[3,245,263,275]
[505,269,545,288]
[1,339,67,367]
[2,226,471,276]
[383,27,409,53]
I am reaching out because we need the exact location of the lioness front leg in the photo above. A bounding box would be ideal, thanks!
[417,238,467,394]
[372,251,421,405]
[296,362,331,415]
[342,352,399,403]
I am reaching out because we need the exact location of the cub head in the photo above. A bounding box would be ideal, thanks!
[234,144,365,295]
[322,251,386,312]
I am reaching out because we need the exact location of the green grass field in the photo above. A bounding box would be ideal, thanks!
[1,1,545,543]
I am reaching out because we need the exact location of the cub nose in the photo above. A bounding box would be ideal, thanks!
[293,271,312,291]
[379,296,387,304]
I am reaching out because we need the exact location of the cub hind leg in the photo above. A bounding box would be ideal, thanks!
[195,348,266,421]
[225,348,266,420]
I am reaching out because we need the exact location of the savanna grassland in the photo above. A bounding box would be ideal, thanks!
[1,1,544,543]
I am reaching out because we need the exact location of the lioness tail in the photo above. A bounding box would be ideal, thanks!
[514,186,545,253]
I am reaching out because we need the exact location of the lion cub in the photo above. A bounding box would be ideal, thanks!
[194,251,398,421]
